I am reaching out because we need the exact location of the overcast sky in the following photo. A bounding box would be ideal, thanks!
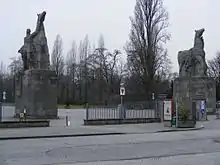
[0,0,219,72]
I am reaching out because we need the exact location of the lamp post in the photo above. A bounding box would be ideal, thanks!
[120,83,125,104]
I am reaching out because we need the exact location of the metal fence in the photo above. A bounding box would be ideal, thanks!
[85,101,162,120]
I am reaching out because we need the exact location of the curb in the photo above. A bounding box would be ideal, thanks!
[0,126,205,141]
[0,132,125,141]
[155,125,204,133]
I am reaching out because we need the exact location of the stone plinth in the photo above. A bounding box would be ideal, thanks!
[15,69,57,119]
[173,77,216,113]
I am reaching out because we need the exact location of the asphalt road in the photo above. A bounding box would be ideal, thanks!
[2,105,220,164]
[1,129,220,165]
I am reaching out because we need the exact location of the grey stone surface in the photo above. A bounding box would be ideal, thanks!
[1,128,220,164]
[17,69,57,118]
[178,28,207,77]
[174,77,216,113]
[15,11,57,119]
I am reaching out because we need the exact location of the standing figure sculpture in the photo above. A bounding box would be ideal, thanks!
[18,11,50,70]
[177,28,207,77]
[18,29,30,70]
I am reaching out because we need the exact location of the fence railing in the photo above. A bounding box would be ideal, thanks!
[85,101,161,120]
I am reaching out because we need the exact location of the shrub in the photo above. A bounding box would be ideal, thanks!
[178,102,190,122]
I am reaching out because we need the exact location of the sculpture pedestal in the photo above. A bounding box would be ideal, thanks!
[178,120,196,128]
[173,77,216,123]
[15,69,58,119]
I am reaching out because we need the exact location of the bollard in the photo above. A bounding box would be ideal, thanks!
[86,103,89,120]
[19,113,24,122]
[23,108,27,121]
[65,115,70,127]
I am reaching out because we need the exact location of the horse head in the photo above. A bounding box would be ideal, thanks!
[195,28,205,37]
[37,11,46,23]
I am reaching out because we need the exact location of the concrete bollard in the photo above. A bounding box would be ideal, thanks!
[23,108,27,121]
[65,115,70,127]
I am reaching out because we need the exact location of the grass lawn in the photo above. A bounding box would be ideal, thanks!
[57,104,84,109]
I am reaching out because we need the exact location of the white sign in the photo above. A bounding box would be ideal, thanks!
[120,87,125,96]
[201,100,205,109]
[2,91,6,100]
[200,100,206,115]
[164,100,172,121]
[152,93,155,100]
[67,121,71,126]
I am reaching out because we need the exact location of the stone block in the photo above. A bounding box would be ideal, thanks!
[15,69,58,119]
[173,77,216,113]
[0,120,50,128]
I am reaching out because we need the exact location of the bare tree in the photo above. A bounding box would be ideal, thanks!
[8,57,23,75]
[86,35,122,103]
[51,34,65,103]
[0,61,6,100]
[208,51,220,99]
[51,34,64,78]
[82,35,90,104]
[75,35,91,104]
[125,0,171,97]
[208,52,220,81]
[66,41,77,103]
[2,59,20,102]
[0,61,7,77]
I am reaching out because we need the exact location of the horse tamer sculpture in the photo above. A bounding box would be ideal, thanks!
[178,28,207,77]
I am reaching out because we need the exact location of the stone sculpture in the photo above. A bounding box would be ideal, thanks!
[173,28,216,121]
[18,11,50,70]
[15,11,57,119]
[178,28,207,77]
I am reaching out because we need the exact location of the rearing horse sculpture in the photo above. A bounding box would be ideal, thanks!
[18,11,50,70]
[177,28,207,77]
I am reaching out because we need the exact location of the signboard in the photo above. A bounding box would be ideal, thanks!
[2,91,6,100]
[200,100,206,117]
[201,100,205,109]
[120,87,125,96]
[152,93,155,100]
[164,100,172,121]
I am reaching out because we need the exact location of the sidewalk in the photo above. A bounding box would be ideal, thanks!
[0,123,204,140]
[0,107,205,140]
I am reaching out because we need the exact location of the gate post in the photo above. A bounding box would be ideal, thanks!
[86,103,89,120]
[119,82,126,119]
